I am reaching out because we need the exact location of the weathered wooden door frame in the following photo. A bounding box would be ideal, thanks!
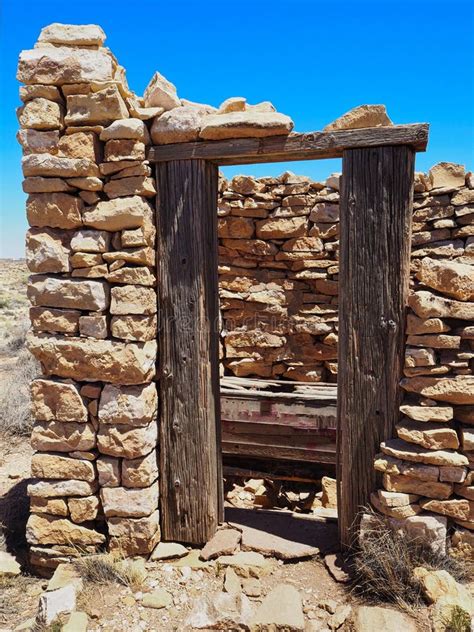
[151,125,429,546]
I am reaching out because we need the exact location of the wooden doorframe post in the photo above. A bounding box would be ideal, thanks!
[337,145,415,550]
[156,158,223,545]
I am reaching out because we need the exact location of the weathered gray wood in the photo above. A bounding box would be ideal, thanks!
[148,124,428,165]
[156,159,223,544]
[337,145,415,549]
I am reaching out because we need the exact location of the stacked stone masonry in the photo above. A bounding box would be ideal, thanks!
[18,23,473,565]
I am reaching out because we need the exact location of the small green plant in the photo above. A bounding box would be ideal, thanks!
[442,605,471,632]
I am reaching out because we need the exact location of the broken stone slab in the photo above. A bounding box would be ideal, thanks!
[100,118,150,142]
[26,228,70,274]
[31,378,88,422]
[31,453,95,482]
[97,420,157,459]
[217,551,273,578]
[150,103,215,144]
[65,85,129,125]
[371,492,421,519]
[352,605,418,632]
[409,290,474,320]
[18,98,64,130]
[400,404,453,422]
[17,46,114,86]
[37,584,76,626]
[26,514,105,546]
[108,510,160,556]
[324,553,351,583]
[104,175,156,199]
[382,473,452,500]
[324,104,393,131]
[381,438,468,467]
[100,484,159,518]
[401,375,474,404]
[121,450,158,488]
[27,192,83,229]
[428,162,466,189]
[47,563,83,592]
[62,611,88,632]
[82,195,150,231]
[199,527,242,561]
[143,71,180,110]
[419,498,471,521]
[416,257,474,302]
[150,541,188,561]
[110,285,157,315]
[23,153,99,178]
[142,588,172,609]
[28,479,97,499]
[185,591,254,630]
[27,333,157,384]
[31,420,96,453]
[200,111,294,140]
[238,524,319,560]
[396,419,459,450]
[98,383,157,426]
[38,23,106,46]
[0,551,21,577]
[249,584,305,631]
[27,276,109,311]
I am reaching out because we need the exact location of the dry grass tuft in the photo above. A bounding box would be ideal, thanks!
[351,509,471,610]
[0,347,39,436]
[441,605,471,632]
[74,553,145,590]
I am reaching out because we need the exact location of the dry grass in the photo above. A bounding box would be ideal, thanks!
[74,553,145,590]
[351,510,471,610]
[441,605,472,632]
[0,346,39,436]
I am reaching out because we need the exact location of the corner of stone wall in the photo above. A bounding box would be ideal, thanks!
[369,163,474,558]
[18,23,160,571]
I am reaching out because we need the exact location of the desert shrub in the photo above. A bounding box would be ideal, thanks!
[0,348,39,436]
[442,605,471,632]
[74,554,144,589]
[351,509,470,609]
[0,319,30,357]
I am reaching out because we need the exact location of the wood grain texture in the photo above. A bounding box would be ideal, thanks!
[148,124,428,165]
[337,145,415,549]
[156,159,223,544]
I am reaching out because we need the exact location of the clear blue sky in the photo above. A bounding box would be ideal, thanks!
[1,0,473,258]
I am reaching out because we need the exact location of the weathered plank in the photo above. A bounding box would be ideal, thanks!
[148,124,428,165]
[156,159,223,544]
[222,440,337,464]
[337,145,415,549]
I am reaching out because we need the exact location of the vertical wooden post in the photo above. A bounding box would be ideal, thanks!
[337,145,415,549]
[156,158,223,545]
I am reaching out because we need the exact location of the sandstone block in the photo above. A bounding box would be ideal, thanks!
[38,23,106,46]
[17,128,59,154]
[104,176,156,199]
[256,217,307,240]
[31,421,96,452]
[27,192,83,229]
[429,162,466,189]
[439,466,467,483]
[58,131,101,162]
[65,86,129,125]
[108,510,160,556]
[31,453,95,481]
[324,104,392,131]
[417,258,474,301]
[79,314,107,339]
[374,453,440,481]
[406,314,450,335]
[110,285,157,315]
[70,252,103,268]
[100,118,149,142]
[31,378,87,422]
[400,404,453,423]
[409,290,474,320]
[96,455,120,487]
[70,229,110,253]
[30,306,80,334]
[102,247,155,266]
[150,104,214,143]
[401,375,474,404]
[26,514,105,546]
[23,153,99,178]
[18,98,64,130]
[122,450,158,488]
[199,111,293,140]
[100,483,158,518]
[143,71,180,110]
[27,276,109,310]
[24,177,73,194]
[380,438,468,467]
[27,334,157,384]
[382,473,453,500]
[110,314,157,341]
[106,266,156,286]
[68,495,100,523]
[460,426,474,450]
[419,498,471,521]
[396,419,459,450]
[98,383,157,426]
[28,479,97,498]
[82,195,150,231]
[104,139,145,162]
[97,420,157,459]
[26,228,70,273]
[30,497,68,517]
[371,492,421,519]
[20,84,62,103]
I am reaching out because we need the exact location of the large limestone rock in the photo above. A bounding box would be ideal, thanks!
[428,162,465,189]
[352,606,417,632]
[58,131,101,162]
[324,105,393,131]
[100,118,149,142]
[150,104,215,144]
[82,195,149,231]
[110,314,157,342]
[419,498,470,520]
[31,453,95,481]
[400,404,453,423]
[23,153,99,178]
[18,98,64,130]
[98,383,157,426]
[68,496,100,523]
[31,378,87,422]
[70,229,110,253]
[143,71,180,110]
[26,514,105,545]
[380,438,469,467]
[382,473,452,500]
[108,510,160,555]
[31,421,96,452]
[28,479,97,498]
[200,111,293,140]
[249,584,305,631]
[417,258,474,302]
[17,46,114,85]
[65,86,129,125]
[27,276,109,311]
[17,128,60,154]
[26,228,70,273]
[97,421,157,459]
[121,451,158,488]
[27,334,157,384]
[110,285,157,315]
[27,192,83,229]
[401,375,474,404]
[396,419,459,450]
[38,23,106,46]
[409,290,474,320]
[100,484,159,518]
[256,217,307,240]
[0,551,21,577]
[30,306,80,334]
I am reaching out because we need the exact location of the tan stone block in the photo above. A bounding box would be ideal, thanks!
[221,238,277,256]
[31,421,96,453]
[143,71,180,110]
[30,497,68,517]
[26,228,70,274]
[102,247,155,266]
[70,229,110,253]
[65,86,129,126]
[99,159,141,175]
[98,383,157,426]
[28,479,97,498]
[461,426,474,450]
[110,314,157,342]
[380,438,469,467]
[406,314,450,335]
[67,176,102,191]
[409,291,474,321]
[321,476,337,509]
[455,485,474,501]
[20,84,62,103]
[255,217,306,240]
[38,23,106,46]
[416,258,474,302]
[70,252,103,268]
[27,192,83,229]
[429,162,465,189]
[374,453,440,481]
[108,510,160,556]
[451,188,474,206]
[23,153,99,178]
[400,404,453,423]
[27,334,157,385]
[68,496,100,523]
[97,456,120,487]
[199,111,293,140]
[31,378,87,422]
[58,132,101,162]
[122,451,158,488]
[23,177,75,194]
[104,176,156,199]
[26,514,105,546]
[100,118,149,142]
[100,483,158,518]
[31,453,95,481]
[97,420,157,459]
[282,236,323,253]
[396,419,459,450]
[383,473,453,500]
[150,104,213,144]
[27,276,109,311]
[106,266,155,286]
[79,315,107,339]
[17,129,59,154]
[439,466,467,483]
[419,498,471,520]
[371,492,421,519]
[82,195,150,231]
[110,285,157,315]
[401,375,474,404]
[18,98,64,130]
[30,306,80,334]
[324,104,392,131]
[110,163,151,180]
[104,139,145,162]
[71,264,108,278]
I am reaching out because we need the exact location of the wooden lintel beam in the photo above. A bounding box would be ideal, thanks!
[148,124,429,165]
